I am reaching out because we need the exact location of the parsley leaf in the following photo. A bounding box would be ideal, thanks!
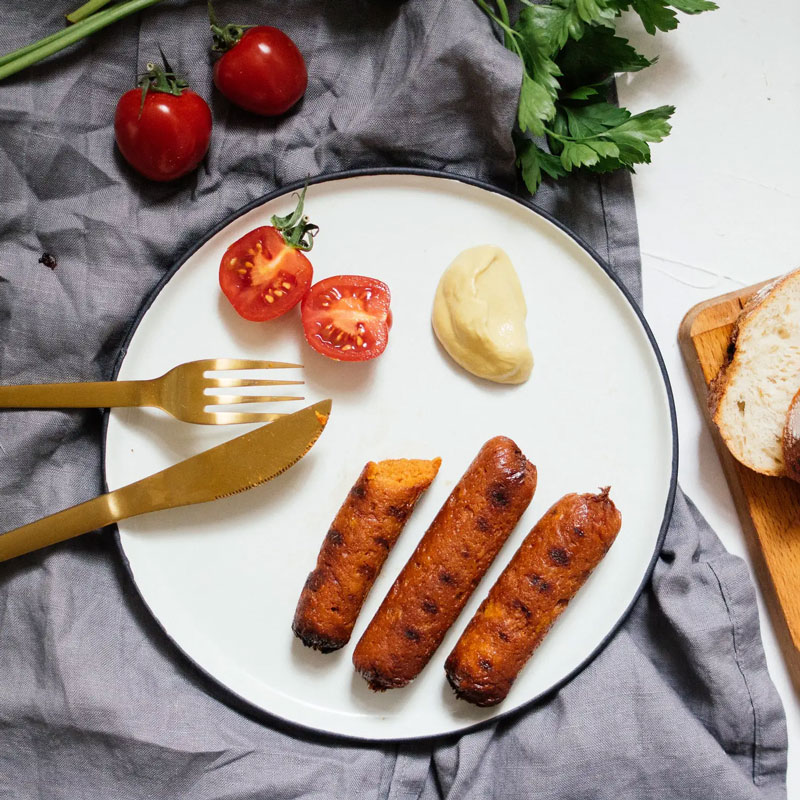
[514,7,563,135]
[662,0,718,13]
[517,138,567,192]
[556,25,654,89]
[613,0,718,34]
[549,104,673,171]
[476,0,714,194]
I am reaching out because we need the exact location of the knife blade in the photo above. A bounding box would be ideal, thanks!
[0,398,332,563]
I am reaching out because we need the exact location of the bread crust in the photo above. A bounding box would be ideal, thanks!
[293,458,441,653]
[352,436,537,690]
[708,276,780,421]
[709,271,799,476]
[783,388,800,483]
[444,489,621,707]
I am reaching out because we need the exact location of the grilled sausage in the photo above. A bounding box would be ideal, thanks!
[293,458,441,652]
[445,489,621,706]
[352,436,537,690]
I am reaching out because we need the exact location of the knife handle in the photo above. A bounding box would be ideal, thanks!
[0,472,181,562]
[0,492,122,562]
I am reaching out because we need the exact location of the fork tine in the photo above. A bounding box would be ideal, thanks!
[206,394,304,405]
[207,378,304,389]
[202,358,303,371]
[206,411,287,425]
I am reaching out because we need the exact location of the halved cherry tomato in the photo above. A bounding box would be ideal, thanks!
[219,188,317,322]
[301,276,392,362]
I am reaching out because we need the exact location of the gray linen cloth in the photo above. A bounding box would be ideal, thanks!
[0,1,788,797]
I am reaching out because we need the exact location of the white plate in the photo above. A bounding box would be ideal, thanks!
[105,171,676,741]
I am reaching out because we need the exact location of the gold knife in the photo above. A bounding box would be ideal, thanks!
[0,398,332,563]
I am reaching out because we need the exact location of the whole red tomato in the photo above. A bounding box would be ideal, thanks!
[209,9,307,116]
[114,58,212,182]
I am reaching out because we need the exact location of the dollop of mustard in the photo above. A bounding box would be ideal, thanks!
[432,245,533,384]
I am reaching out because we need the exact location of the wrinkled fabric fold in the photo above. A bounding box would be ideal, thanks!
[0,1,787,798]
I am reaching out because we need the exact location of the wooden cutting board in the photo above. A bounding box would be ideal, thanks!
[680,281,800,689]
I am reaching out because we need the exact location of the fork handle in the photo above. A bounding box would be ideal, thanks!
[0,380,150,409]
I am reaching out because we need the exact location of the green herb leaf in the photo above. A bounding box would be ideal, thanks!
[514,6,564,133]
[551,0,618,32]
[475,0,713,194]
[614,0,717,35]
[562,85,600,100]
[629,0,679,34]
[517,138,567,193]
[556,25,654,89]
[548,104,673,173]
[560,141,600,169]
[563,102,631,137]
[518,71,559,136]
[668,0,718,13]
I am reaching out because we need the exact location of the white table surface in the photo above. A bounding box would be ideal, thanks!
[615,2,800,793]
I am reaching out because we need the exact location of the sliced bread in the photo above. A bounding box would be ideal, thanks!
[783,388,800,482]
[710,269,800,477]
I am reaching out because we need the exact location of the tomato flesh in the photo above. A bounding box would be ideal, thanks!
[301,276,392,361]
[219,226,312,321]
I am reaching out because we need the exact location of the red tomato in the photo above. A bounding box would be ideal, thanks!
[301,276,392,362]
[114,63,212,182]
[212,26,307,116]
[219,226,313,322]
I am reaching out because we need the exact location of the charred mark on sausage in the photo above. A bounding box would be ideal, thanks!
[512,598,532,618]
[305,570,323,592]
[488,483,510,507]
[387,504,410,521]
[327,528,343,545]
[422,599,438,615]
[404,627,421,642]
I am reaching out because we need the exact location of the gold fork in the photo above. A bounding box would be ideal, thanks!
[0,358,304,424]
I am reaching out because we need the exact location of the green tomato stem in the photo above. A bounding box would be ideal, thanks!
[66,0,114,24]
[0,0,164,81]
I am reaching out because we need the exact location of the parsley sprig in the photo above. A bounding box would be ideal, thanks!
[476,0,717,193]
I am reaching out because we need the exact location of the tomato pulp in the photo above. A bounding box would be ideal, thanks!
[301,276,392,361]
[219,226,314,322]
